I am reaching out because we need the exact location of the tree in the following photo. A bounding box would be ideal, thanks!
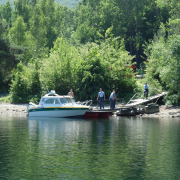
[14,0,31,27]
[40,0,57,48]
[40,37,79,95]
[78,43,109,100]
[145,32,180,105]
[0,21,24,93]
[9,16,26,45]
[54,4,63,37]
[29,4,47,55]
[2,0,12,25]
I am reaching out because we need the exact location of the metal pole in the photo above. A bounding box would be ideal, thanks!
[126,93,137,105]
[34,50,36,60]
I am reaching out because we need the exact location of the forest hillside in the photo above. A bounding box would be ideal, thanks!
[0,0,180,105]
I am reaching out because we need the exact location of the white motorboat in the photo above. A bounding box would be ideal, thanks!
[27,90,89,118]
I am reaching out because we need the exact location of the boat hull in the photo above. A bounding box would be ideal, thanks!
[116,109,135,116]
[83,110,111,118]
[28,107,89,118]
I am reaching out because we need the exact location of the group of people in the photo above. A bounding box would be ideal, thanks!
[97,88,118,109]
[68,88,118,109]
[96,82,149,109]
[68,82,149,110]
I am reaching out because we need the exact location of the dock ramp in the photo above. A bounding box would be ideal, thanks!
[125,92,167,108]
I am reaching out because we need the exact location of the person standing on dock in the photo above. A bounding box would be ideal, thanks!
[97,88,105,109]
[110,90,118,109]
[144,82,149,99]
[68,89,74,98]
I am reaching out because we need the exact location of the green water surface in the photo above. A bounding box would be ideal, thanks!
[0,115,180,180]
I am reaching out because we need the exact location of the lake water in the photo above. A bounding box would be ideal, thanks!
[0,115,180,180]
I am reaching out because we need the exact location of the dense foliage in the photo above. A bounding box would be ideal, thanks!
[9,36,136,102]
[0,0,180,104]
[0,19,24,93]
[144,0,180,105]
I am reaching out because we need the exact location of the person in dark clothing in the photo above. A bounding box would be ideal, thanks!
[144,82,149,99]
[109,90,118,109]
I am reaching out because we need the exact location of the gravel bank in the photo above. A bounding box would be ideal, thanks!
[0,103,28,116]
[137,105,180,118]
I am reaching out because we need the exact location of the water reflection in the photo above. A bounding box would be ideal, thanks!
[1,115,180,179]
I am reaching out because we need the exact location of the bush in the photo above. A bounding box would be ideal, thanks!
[145,34,180,104]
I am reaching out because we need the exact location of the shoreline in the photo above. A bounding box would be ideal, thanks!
[0,103,28,116]
[0,103,180,118]
[136,105,180,118]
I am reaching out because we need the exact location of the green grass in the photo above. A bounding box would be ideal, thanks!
[0,95,12,103]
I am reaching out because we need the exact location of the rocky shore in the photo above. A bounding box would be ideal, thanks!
[137,105,180,118]
[0,103,28,116]
[0,103,180,118]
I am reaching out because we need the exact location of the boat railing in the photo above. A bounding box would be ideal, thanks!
[80,100,93,106]
[27,102,37,111]
[85,99,125,109]
[77,98,125,109]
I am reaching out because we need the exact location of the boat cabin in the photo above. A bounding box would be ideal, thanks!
[39,90,75,107]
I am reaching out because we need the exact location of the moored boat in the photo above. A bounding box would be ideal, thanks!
[28,90,89,118]
[116,107,136,116]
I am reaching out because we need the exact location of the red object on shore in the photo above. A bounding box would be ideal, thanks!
[131,65,136,69]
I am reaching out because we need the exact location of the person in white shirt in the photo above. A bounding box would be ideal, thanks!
[97,88,105,109]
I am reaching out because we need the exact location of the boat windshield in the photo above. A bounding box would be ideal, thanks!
[59,98,73,104]
[44,98,60,104]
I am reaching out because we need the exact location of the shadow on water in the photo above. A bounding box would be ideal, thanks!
[1,115,180,179]
[28,116,85,121]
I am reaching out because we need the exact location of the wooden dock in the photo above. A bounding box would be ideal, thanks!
[125,92,167,108]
